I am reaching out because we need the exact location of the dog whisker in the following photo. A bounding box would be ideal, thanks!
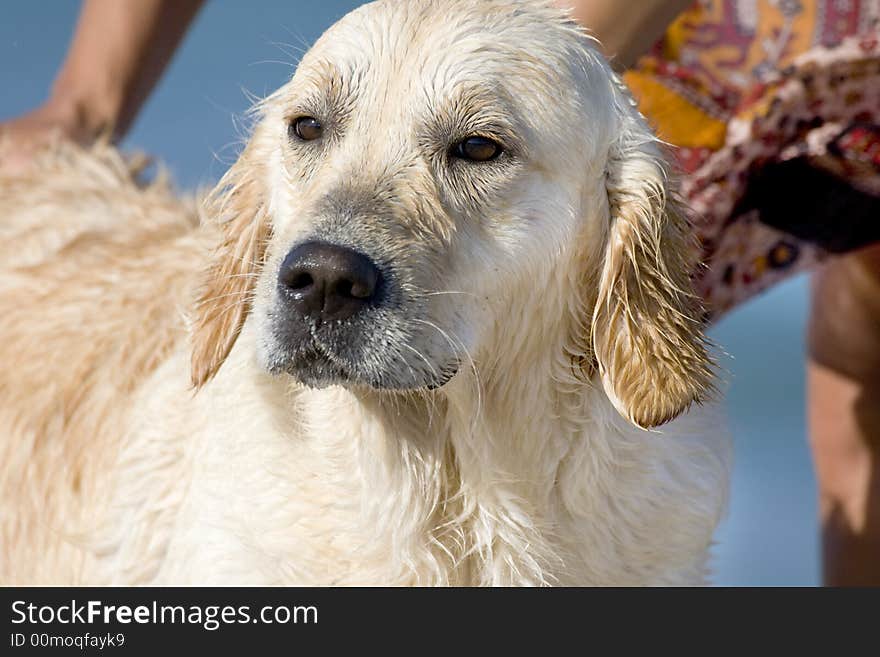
[412,318,483,431]
[422,290,479,299]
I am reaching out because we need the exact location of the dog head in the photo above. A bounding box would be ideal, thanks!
[190,0,712,428]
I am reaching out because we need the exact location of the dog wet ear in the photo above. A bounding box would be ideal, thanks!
[190,137,271,388]
[590,82,714,429]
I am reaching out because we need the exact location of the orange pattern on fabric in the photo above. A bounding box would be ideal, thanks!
[626,0,841,155]
[623,72,728,148]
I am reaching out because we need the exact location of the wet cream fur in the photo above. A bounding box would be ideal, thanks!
[0,0,730,585]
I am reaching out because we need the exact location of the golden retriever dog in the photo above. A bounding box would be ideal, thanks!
[0,0,730,585]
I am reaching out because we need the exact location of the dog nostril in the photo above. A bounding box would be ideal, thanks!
[344,276,376,300]
[334,279,353,298]
[289,272,314,291]
[330,276,377,301]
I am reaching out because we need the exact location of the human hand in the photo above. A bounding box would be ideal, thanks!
[0,99,99,176]
[2,0,205,177]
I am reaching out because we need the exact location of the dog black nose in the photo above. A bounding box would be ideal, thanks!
[278,242,380,323]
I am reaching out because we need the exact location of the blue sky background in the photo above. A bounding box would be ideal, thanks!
[0,1,819,586]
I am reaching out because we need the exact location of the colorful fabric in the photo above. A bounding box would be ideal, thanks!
[625,0,880,318]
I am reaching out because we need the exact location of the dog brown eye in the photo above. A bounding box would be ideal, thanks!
[291,116,323,141]
[453,136,502,162]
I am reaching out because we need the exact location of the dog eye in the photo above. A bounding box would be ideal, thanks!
[290,116,323,141]
[452,136,503,162]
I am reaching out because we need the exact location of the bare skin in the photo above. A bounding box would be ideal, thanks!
[1,0,877,585]
[0,0,203,174]
[560,0,692,68]
[808,244,880,586]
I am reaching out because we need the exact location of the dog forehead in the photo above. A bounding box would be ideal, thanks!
[320,0,576,51]
[301,0,587,110]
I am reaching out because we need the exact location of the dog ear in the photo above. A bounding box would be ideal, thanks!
[190,140,271,388]
[590,87,713,429]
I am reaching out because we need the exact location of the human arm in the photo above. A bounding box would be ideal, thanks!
[0,0,203,173]
[554,0,693,68]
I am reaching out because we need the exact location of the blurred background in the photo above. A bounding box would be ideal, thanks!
[0,0,819,586]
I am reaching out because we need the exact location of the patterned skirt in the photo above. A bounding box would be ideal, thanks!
[625,0,880,318]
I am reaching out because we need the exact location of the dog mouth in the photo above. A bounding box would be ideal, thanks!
[267,324,460,391]
[283,338,353,388]
[424,367,457,389]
